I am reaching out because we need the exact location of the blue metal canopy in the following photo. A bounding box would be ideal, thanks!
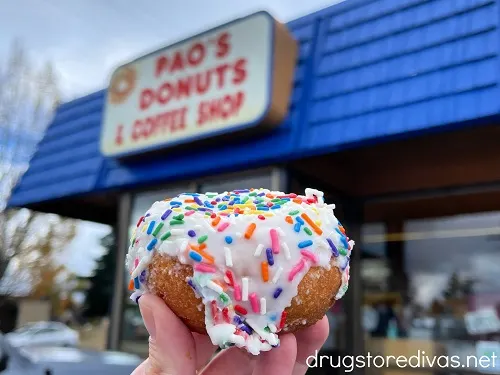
[9,0,500,217]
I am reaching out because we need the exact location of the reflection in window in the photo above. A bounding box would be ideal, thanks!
[405,213,500,308]
[361,212,500,371]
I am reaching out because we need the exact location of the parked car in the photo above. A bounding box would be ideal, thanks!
[0,333,142,374]
[6,322,79,348]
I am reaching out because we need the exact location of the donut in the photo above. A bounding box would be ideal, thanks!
[108,65,136,105]
[126,188,353,355]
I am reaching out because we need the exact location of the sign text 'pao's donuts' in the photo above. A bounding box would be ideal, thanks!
[100,11,298,158]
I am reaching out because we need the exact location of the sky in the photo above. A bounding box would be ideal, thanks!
[0,0,341,100]
[0,0,342,278]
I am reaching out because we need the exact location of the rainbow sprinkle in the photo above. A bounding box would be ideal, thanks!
[270,229,280,254]
[189,251,202,262]
[266,247,274,266]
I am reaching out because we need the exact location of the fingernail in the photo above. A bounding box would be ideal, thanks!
[140,304,156,340]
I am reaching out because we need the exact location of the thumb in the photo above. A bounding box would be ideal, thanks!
[139,294,198,375]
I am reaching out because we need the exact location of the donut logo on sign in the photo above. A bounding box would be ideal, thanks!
[109,65,136,105]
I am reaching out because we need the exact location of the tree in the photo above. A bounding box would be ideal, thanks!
[9,215,77,316]
[0,39,66,288]
[443,272,462,300]
[29,216,77,295]
[0,40,59,208]
[443,271,477,300]
[82,233,116,318]
[461,277,476,297]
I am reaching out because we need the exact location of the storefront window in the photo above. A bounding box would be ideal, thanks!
[200,172,273,193]
[362,212,500,373]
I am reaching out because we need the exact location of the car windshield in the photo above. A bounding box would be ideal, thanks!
[15,322,65,334]
[14,323,38,333]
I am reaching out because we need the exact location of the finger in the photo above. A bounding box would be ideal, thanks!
[293,315,330,375]
[139,294,197,375]
[252,334,297,375]
[200,346,257,375]
[131,359,148,375]
[192,332,217,369]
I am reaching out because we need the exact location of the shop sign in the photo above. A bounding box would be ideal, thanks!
[100,11,297,158]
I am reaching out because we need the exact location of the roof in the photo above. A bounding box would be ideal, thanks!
[9,0,500,222]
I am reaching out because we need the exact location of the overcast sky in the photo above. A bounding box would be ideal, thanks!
[1,0,342,278]
[0,0,341,100]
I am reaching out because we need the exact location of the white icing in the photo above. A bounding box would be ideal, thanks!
[126,188,353,355]
[130,290,143,302]
[231,334,245,347]
[207,324,235,345]
[305,188,324,204]
[254,244,264,257]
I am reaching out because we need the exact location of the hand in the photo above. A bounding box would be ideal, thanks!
[131,293,329,375]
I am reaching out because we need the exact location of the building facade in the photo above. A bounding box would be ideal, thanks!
[9,0,500,373]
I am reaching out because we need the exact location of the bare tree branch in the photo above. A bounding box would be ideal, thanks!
[0,40,71,291]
